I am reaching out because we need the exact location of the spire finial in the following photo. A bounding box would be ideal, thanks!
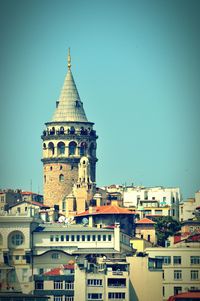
[68,48,71,70]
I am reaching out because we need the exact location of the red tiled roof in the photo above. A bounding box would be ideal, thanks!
[44,264,74,276]
[9,200,49,208]
[136,218,155,224]
[76,205,135,217]
[168,291,200,300]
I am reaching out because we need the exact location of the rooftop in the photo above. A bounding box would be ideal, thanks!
[136,218,156,224]
[76,205,135,217]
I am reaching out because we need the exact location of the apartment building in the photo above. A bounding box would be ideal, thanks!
[145,245,200,301]
[74,257,130,301]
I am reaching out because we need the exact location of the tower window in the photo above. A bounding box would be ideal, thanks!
[59,174,64,182]
[80,142,87,156]
[69,141,77,155]
[43,143,46,149]
[44,175,46,183]
[69,126,75,134]
[60,165,63,170]
[50,166,53,171]
[89,143,95,157]
[60,127,64,134]
[48,142,55,156]
[57,142,65,155]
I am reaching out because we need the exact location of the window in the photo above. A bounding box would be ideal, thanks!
[71,235,75,241]
[55,235,59,242]
[15,255,20,260]
[163,286,165,297]
[22,268,28,282]
[59,174,64,182]
[98,235,101,241]
[82,235,85,241]
[69,141,77,155]
[162,256,171,265]
[54,297,62,301]
[65,297,74,301]
[52,253,60,259]
[57,142,65,155]
[87,235,90,241]
[77,235,80,241]
[108,292,125,299]
[50,235,54,242]
[88,293,102,300]
[174,270,182,280]
[48,142,55,156]
[35,280,44,290]
[191,270,199,280]
[92,235,96,241]
[103,235,106,241]
[174,287,182,295]
[87,279,102,286]
[191,256,200,265]
[66,235,69,241]
[147,234,151,242]
[173,256,181,265]
[8,270,16,282]
[11,232,24,246]
[39,268,44,275]
[108,235,112,241]
[79,142,87,156]
[54,281,63,289]
[65,281,74,290]
[61,235,64,242]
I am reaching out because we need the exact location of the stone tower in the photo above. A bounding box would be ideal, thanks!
[41,49,98,208]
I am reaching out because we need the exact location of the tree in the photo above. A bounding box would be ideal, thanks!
[153,216,181,247]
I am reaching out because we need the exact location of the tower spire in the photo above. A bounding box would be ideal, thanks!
[68,48,71,70]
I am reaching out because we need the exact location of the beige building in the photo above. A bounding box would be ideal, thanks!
[135,217,157,244]
[0,210,41,294]
[127,255,163,301]
[145,245,200,301]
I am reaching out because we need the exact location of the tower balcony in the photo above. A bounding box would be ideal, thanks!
[41,129,98,141]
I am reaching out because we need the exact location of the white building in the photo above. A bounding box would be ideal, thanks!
[179,191,200,222]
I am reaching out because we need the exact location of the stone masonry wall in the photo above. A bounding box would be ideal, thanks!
[43,163,78,208]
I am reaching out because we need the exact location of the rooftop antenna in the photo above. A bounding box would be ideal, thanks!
[68,47,71,70]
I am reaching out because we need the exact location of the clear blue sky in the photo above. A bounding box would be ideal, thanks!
[0,0,199,199]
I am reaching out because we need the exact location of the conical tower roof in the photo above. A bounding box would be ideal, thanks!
[52,49,88,122]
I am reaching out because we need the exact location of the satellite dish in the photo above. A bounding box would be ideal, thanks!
[64,217,69,224]
[82,217,89,226]
[58,216,65,223]
[69,216,74,224]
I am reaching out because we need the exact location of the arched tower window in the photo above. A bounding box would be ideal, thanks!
[69,126,75,134]
[89,143,96,157]
[50,127,55,135]
[69,141,77,156]
[8,231,24,248]
[80,142,87,156]
[48,142,55,156]
[57,142,65,155]
[60,127,64,134]
[43,143,46,149]
[59,174,64,182]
